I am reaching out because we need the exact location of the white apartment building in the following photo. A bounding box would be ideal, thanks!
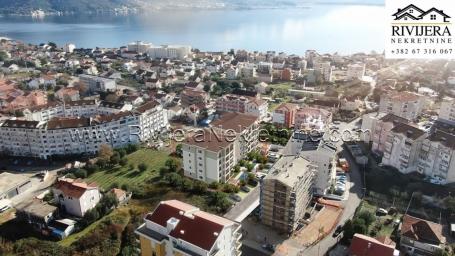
[361,112,387,142]
[127,41,153,54]
[63,43,76,53]
[372,114,409,156]
[53,178,101,217]
[313,60,332,82]
[79,74,117,92]
[438,98,455,125]
[417,130,455,184]
[226,67,239,80]
[135,200,242,256]
[182,129,236,183]
[347,63,366,80]
[381,123,426,174]
[0,101,168,159]
[148,45,192,60]
[378,92,424,121]
[238,63,257,79]
[23,100,132,122]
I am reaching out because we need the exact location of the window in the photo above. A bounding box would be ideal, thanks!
[409,9,413,13]
[431,14,436,20]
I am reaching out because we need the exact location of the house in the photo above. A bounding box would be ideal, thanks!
[15,200,58,230]
[294,107,332,131]
[53,178,101,217]
[110,188,131,205]
[135,200,242,256]
[419,8,451,23]
[349,234,399,256]
[400,214,446,255]
[272,103,299,128]
[56,87,80,102]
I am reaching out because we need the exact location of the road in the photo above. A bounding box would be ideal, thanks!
[301,118,364,256]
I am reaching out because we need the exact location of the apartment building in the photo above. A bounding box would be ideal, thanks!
[294,107,332,131]
[135,200,242,256]
[313,60,332,82]
[180,88,209,108]
[400,215,445,256]
[215,94,268,120]
[301,141,337,195]
[23,100,133,122]
[260,155,315,234]
[378,92,424,121]
[127,41,153,54]
[147,45,192,60]
[182,129,236,183]
[372,114,409,155]
[272,103,299,128]
[238,63,257,79]
[79,74,117,92]
[418,130,455,184]
[211,112,260,161]
[381,123,426,174]
[346,63,366,80]
[438,98,455,125]
[0,102,168,159]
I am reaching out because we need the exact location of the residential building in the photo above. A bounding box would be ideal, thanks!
[79,74,117,92]
[128,41,152,54]
[56,87,80,102]
[272,103,299,128]
[400,215,446,256]
[182,129,236,183]
[226,67,239,80]
[372,114,409,155]
[238,63,257,78]
[381,123,426,174]
[349,234,399,256]
[211,112,260,160]
[378,92,424,121]
[294,107,332,131]
[417,130,455,184]
[53,178,101,217]
[148,45,191,60]
[438,98,455,125]
[361,112,387,143]
[135,200,242,256]
[313,60,332,82]
[301,141,337,195]
[0,101,168,159]
[347,63,366,80]
[180,88,209,108]
[0,172,32,200]
[260,155,316,234]
[63,43,76,53]
[16,200,58,230]
[215,94,268,120]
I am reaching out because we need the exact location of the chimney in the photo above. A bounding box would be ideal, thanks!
[166,217,180,232]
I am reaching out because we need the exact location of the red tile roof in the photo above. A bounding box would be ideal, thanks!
[349,234,397,256]
[145,200,234,251]
[54,178,98,199]
[401,214,445,244]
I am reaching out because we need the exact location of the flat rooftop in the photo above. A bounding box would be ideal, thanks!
[265,154,315,187]
[0,172,31,193]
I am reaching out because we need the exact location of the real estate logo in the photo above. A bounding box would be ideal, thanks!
[385,0,455,59]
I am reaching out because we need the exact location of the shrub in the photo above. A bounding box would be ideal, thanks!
[74,169,88,179]
[138,163,148,172]
[209,181,220,190]
[222,184,239,194]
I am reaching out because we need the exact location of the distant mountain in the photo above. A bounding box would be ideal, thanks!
[0,0,385,15]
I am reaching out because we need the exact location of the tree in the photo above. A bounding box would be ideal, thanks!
[0,51,8,61]
[357,211,375,227]
[98,144,114,162]
[180,178,193,192]
[352,218,368,235]
[138,163,148,172]
[444,196,455,213]
[81,208,100,227]
[164,173,183,187]
[209,181,220,190]
[222,184,240,193]
[165,158,180,172]
[110,153,120,166]
[74,169,88,179]
[175,144,183,157]
[209,192,232,212]
[192,180,208,194]
[203,84,211,92]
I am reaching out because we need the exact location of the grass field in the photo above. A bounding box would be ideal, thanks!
[85,149,173,190]
[269,82,294,91]
[357,201,400,237]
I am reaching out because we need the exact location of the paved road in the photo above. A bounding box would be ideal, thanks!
[224,186,260,221]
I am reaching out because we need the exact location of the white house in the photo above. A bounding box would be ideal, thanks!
[53,178,101,217]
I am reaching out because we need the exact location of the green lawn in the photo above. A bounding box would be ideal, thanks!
[356,201,401,238]
[85,149,173,190]
[269,82,294,91]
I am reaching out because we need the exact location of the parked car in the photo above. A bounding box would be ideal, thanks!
[229,194,242,202]
[262,244,276,252]
[240,186,250,193]
[376,208,388,216]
